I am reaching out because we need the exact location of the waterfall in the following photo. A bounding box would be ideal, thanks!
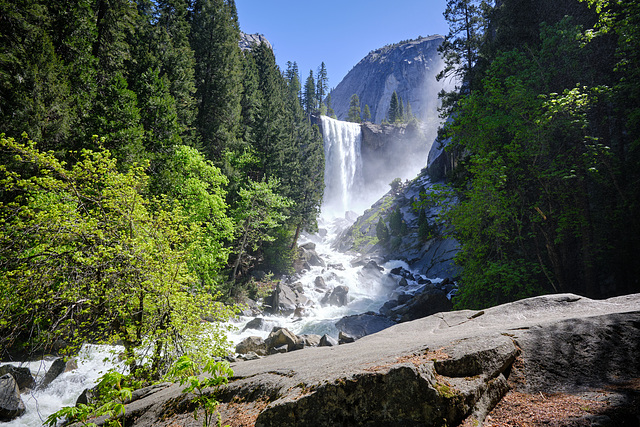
[320,116,364,216]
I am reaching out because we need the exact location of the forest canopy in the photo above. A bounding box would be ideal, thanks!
[0,0,325,370]
[436,0,640,308]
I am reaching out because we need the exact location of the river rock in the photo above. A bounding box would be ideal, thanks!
[320,285,349,307]
[391,287,453,322]
[313,276,329,291]
[338,331,356,344]
[242,317,276,333]
[318,334,339,347]
[265,281,312,316]
[0,366,35,391]
[297,243,325,268]
[335,312,397,339]
[265,328,303,353]
[300,334,321,348]
[0,374,25,421]
[38,357,76,390]
[85,293,640,427]
[235,336,267,356]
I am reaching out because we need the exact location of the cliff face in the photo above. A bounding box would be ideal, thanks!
[239,32,271,51]
[329,35,446,124]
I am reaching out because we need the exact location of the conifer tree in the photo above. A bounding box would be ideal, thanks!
[363,104,372,122]
[315,62,329,110]
[190,0,243,161]
[388,91,401,122]
[437,0,492,93]
[303,70,316,115]
[347,94,362,122]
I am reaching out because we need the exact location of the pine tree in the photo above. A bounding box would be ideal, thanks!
[437,0,492,92]
[285,61,302,102]
[190,0,243,161]
[388,91,401,122]
[315,62,328,110]
[347,94,361,123]
[363,104,372,122]
[303,70,316,115]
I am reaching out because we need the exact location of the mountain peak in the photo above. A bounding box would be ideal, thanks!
[329,35,446,124]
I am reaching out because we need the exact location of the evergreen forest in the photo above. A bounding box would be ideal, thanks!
[437,0,640,308]
[0,0,325,373]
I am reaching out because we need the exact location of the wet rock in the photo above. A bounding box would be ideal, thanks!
[392,288,453,322]
[265,282,312,316]
[0,366,35,391]
[318,334,339,347]
[363,260,384,272]
[379,300,399,316]
[327,263,345,271]
[238,352,261,361]
[398,278,409,287]
[242,317,275,333]
[0,374,25,421]
[314,276,329,291]
[298,243,325,268]
[321,285,349,307]
[235,336,268,356]
[39,357,76,390]
[336,313,397,339]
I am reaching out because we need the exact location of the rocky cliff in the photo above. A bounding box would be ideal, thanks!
[329,35,446,125]
[84,293,640,426]
[239,33,271,51]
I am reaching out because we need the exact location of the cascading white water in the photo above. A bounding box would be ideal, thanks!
[7,116,442,426]
[320,116,364,216]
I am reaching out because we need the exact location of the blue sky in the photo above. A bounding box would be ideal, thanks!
[235,0,449,89]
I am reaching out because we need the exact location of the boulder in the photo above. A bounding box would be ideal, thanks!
[235,336,267,356]
[0,365,35,391]
[338,331,356,344]
[242,317,275,333]
[76,386,98,406]
[318,334,339,347]
[313,276,329,291]
[298,244,325,268]
[335,312,397,339]
[300,334,321,348]
[391,287,453,322]
[266,282,312,316]
[265,328,303,353]
[320,285,349,307]
[0,374,25,421]
[39,357,76,389]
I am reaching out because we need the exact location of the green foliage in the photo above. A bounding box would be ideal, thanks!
[389,177,403,193]
[0,136,234,370]
[168,355,233,427]
[388,207,405,236]
[229,178,292,286]
[376,217,390,244]
[363,104,372,122]
[440,1,640,307]
[303,70,316,115]
[347,94,362,123]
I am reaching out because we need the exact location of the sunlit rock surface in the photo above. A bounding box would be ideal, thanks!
[329,35,446,125]
[96,293,640,426]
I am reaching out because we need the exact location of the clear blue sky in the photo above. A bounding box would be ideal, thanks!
[235,0,449,89]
